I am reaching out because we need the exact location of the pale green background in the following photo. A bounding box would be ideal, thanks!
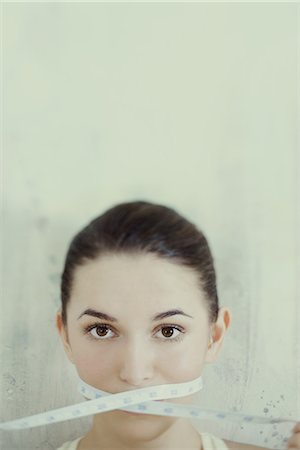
[1,2,299,449]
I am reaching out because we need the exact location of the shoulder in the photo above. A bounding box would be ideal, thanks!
[223,439,270,450]
[56,437,82,450]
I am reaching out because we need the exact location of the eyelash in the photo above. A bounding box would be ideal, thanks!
[83,322,185,343]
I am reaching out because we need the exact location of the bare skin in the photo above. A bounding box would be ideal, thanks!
[76,434,270,450]
[56,252,298,450]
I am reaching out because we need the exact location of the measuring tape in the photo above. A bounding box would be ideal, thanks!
[0,375,298,430]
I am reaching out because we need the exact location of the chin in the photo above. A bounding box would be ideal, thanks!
[103,410,177,443]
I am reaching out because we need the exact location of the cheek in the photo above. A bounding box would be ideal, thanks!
[67,323,118,379]
[153,334,208,383]
[168,339,207,378]
[70,339,117,387]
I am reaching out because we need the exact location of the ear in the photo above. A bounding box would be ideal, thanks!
[204,306,231,364]
[56,309,75,364]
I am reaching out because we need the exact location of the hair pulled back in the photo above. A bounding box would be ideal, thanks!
[60,201,219,326]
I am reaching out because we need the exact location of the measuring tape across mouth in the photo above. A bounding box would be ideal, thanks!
[0,375,298,430]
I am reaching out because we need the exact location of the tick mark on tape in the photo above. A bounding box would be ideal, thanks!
[96,404,106,410]
[137,405,147,411]
[164,408,173,413]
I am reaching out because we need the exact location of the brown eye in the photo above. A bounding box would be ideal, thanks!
[88,324,115,340]
[95,325,110,337]
[155,325,184,341]
[161,327,175,338]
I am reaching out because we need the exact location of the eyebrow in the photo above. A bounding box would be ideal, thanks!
[77,308,193,322]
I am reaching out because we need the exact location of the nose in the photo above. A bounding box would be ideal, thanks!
[118,338,154,386]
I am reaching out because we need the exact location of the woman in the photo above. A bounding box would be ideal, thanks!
[56,201,300,450]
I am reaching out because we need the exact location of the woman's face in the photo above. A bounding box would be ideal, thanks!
[56,254,228,392]
[56,252,230,441]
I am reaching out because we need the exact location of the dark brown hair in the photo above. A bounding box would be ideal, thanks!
[60,201,219,326]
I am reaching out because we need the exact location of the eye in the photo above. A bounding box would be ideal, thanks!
[155,325,185,341]
[85,324,116,340]
[83,323,185,342]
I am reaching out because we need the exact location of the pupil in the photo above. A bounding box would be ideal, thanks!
[162,327,174,338]
[96,326,108,336]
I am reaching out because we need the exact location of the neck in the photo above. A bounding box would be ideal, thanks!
[79,414,202,450]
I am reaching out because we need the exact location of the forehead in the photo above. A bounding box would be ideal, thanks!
[70,252,208,318]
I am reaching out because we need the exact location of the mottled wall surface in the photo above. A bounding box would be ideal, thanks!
[1,3,299,450]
